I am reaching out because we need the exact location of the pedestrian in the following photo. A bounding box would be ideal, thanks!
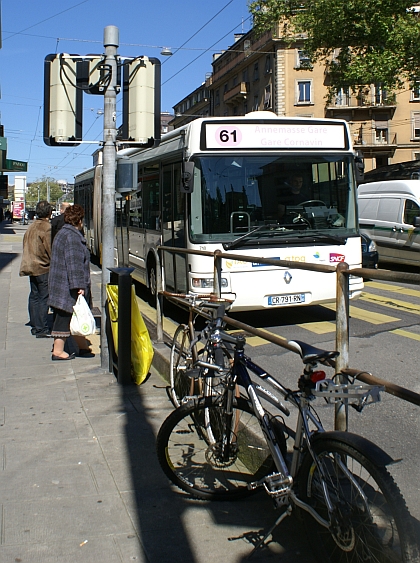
[48,204,93,360]
[19,200,53,337]
[51,201,71,243]
[0,207,3,222]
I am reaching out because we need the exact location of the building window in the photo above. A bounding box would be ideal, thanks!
[253,95,259,111]
[412,112,420,139]
[265,55,272,74]
[411,81,420,101]
[335,87,349,106]
[224,83,228,94]
[375,129,388,144]
[242,68,249,82]
[215,90,220,106]
[297,50,312,69]
[233,105,238,115]
[253,62,259,81]
[244,103,248,114]
[264,85,272,109]
[374,118,388,144]
[233,75,238,87]
[297,80,312,104]
[375,84,387,105]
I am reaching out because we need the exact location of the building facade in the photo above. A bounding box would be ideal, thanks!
[172,26,420,173]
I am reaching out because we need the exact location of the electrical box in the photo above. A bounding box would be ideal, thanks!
[43,54,83,146]
[122,56,161,146]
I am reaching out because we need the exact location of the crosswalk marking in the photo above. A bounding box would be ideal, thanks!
[365,281,420,299]
[360,292,420,315]
[297,321,335,334]
[227,330,268,346]
[322,303,399,324]
[391,329,420,342]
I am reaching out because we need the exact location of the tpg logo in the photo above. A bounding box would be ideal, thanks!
[329,253,346,263]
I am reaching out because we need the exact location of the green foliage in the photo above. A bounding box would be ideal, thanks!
[249,0,420,96]
[25,177,69,209]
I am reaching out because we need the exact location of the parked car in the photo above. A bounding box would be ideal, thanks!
[361,233,379,269]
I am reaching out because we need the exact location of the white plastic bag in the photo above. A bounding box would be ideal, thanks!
[70,295,96,336]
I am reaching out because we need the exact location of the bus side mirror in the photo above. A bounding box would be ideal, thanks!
[180,161,195,193]
[355,156,364,185]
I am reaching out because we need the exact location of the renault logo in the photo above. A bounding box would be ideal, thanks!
[284,271,292,284]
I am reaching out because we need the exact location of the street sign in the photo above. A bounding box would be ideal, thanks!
[0,137,7,151]
[2,159,27,172]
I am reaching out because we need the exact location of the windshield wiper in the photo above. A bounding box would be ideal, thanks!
[293,231,346,244]
[222,224,279,250]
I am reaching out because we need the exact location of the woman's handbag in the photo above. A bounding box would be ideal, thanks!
[70,295,96,336]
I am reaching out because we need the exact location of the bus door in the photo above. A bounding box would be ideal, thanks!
[162,163,187,293]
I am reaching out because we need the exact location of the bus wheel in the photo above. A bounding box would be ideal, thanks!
[148,261,157,298]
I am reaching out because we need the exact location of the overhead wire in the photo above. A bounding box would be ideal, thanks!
[163,15,252,86]
[161,0,235,65]
[2,0,91,42]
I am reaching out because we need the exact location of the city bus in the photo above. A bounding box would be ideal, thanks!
[74,111,363,311]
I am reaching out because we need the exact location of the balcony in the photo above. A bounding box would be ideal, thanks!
[224,82,249,105]
[353,132,397,154]
[327,94,397,112]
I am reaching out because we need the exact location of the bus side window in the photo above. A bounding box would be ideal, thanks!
[142,163,160,230]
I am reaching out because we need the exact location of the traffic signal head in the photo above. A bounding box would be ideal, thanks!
[43,54,83,146]
[122,56,161,146]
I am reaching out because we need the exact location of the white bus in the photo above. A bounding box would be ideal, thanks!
[75,111,363,311]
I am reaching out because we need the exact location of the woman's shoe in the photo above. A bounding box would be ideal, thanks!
[51,353,76,361]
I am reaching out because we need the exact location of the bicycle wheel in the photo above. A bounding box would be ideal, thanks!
[298,438,419,562]
[169,324,195,408]
[156,396,274,500]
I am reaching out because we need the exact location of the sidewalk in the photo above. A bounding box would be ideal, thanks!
[0,220,316,563]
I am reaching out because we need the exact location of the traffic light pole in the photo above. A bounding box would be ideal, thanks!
[101,25,119,371]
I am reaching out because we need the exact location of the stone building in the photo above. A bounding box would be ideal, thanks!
[171,25,420,173]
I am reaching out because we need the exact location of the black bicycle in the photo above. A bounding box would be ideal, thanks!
[157,304,419,562]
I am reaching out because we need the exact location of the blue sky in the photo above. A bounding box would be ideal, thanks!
[1,0,251,185]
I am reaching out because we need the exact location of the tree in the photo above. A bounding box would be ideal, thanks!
[25,176,70,209]
[249,0,420,98]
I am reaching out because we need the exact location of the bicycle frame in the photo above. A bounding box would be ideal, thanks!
[224,341,343,529]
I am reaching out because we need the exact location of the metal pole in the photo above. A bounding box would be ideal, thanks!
[213,250,222,299]
[335,261,350,431]
[101,25,119,371]
[156,250,164,343]
[109,267,133,384]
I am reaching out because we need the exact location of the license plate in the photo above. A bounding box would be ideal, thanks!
[268,293,306,306]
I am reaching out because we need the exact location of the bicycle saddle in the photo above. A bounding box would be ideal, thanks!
[288,340,339,363]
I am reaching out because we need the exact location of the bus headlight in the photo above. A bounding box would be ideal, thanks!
[191,277,228,289]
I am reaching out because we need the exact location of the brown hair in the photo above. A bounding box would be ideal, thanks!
[64,204,85,226]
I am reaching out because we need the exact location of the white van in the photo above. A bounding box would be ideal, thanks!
[358,180,420,268]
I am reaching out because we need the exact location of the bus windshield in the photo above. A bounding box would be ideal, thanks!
[189,154,358,245]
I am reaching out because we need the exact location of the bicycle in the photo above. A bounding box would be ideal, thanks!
[157,304,419,562]
[167,292,233,408]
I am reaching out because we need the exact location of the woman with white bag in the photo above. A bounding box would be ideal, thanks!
[48,204,94,361]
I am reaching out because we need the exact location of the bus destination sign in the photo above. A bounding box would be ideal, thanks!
[204,121,347,150]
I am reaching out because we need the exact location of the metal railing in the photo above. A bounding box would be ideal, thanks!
[154,245,420,428]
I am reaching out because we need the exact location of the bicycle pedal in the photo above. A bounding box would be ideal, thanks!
[263,473,292,498]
